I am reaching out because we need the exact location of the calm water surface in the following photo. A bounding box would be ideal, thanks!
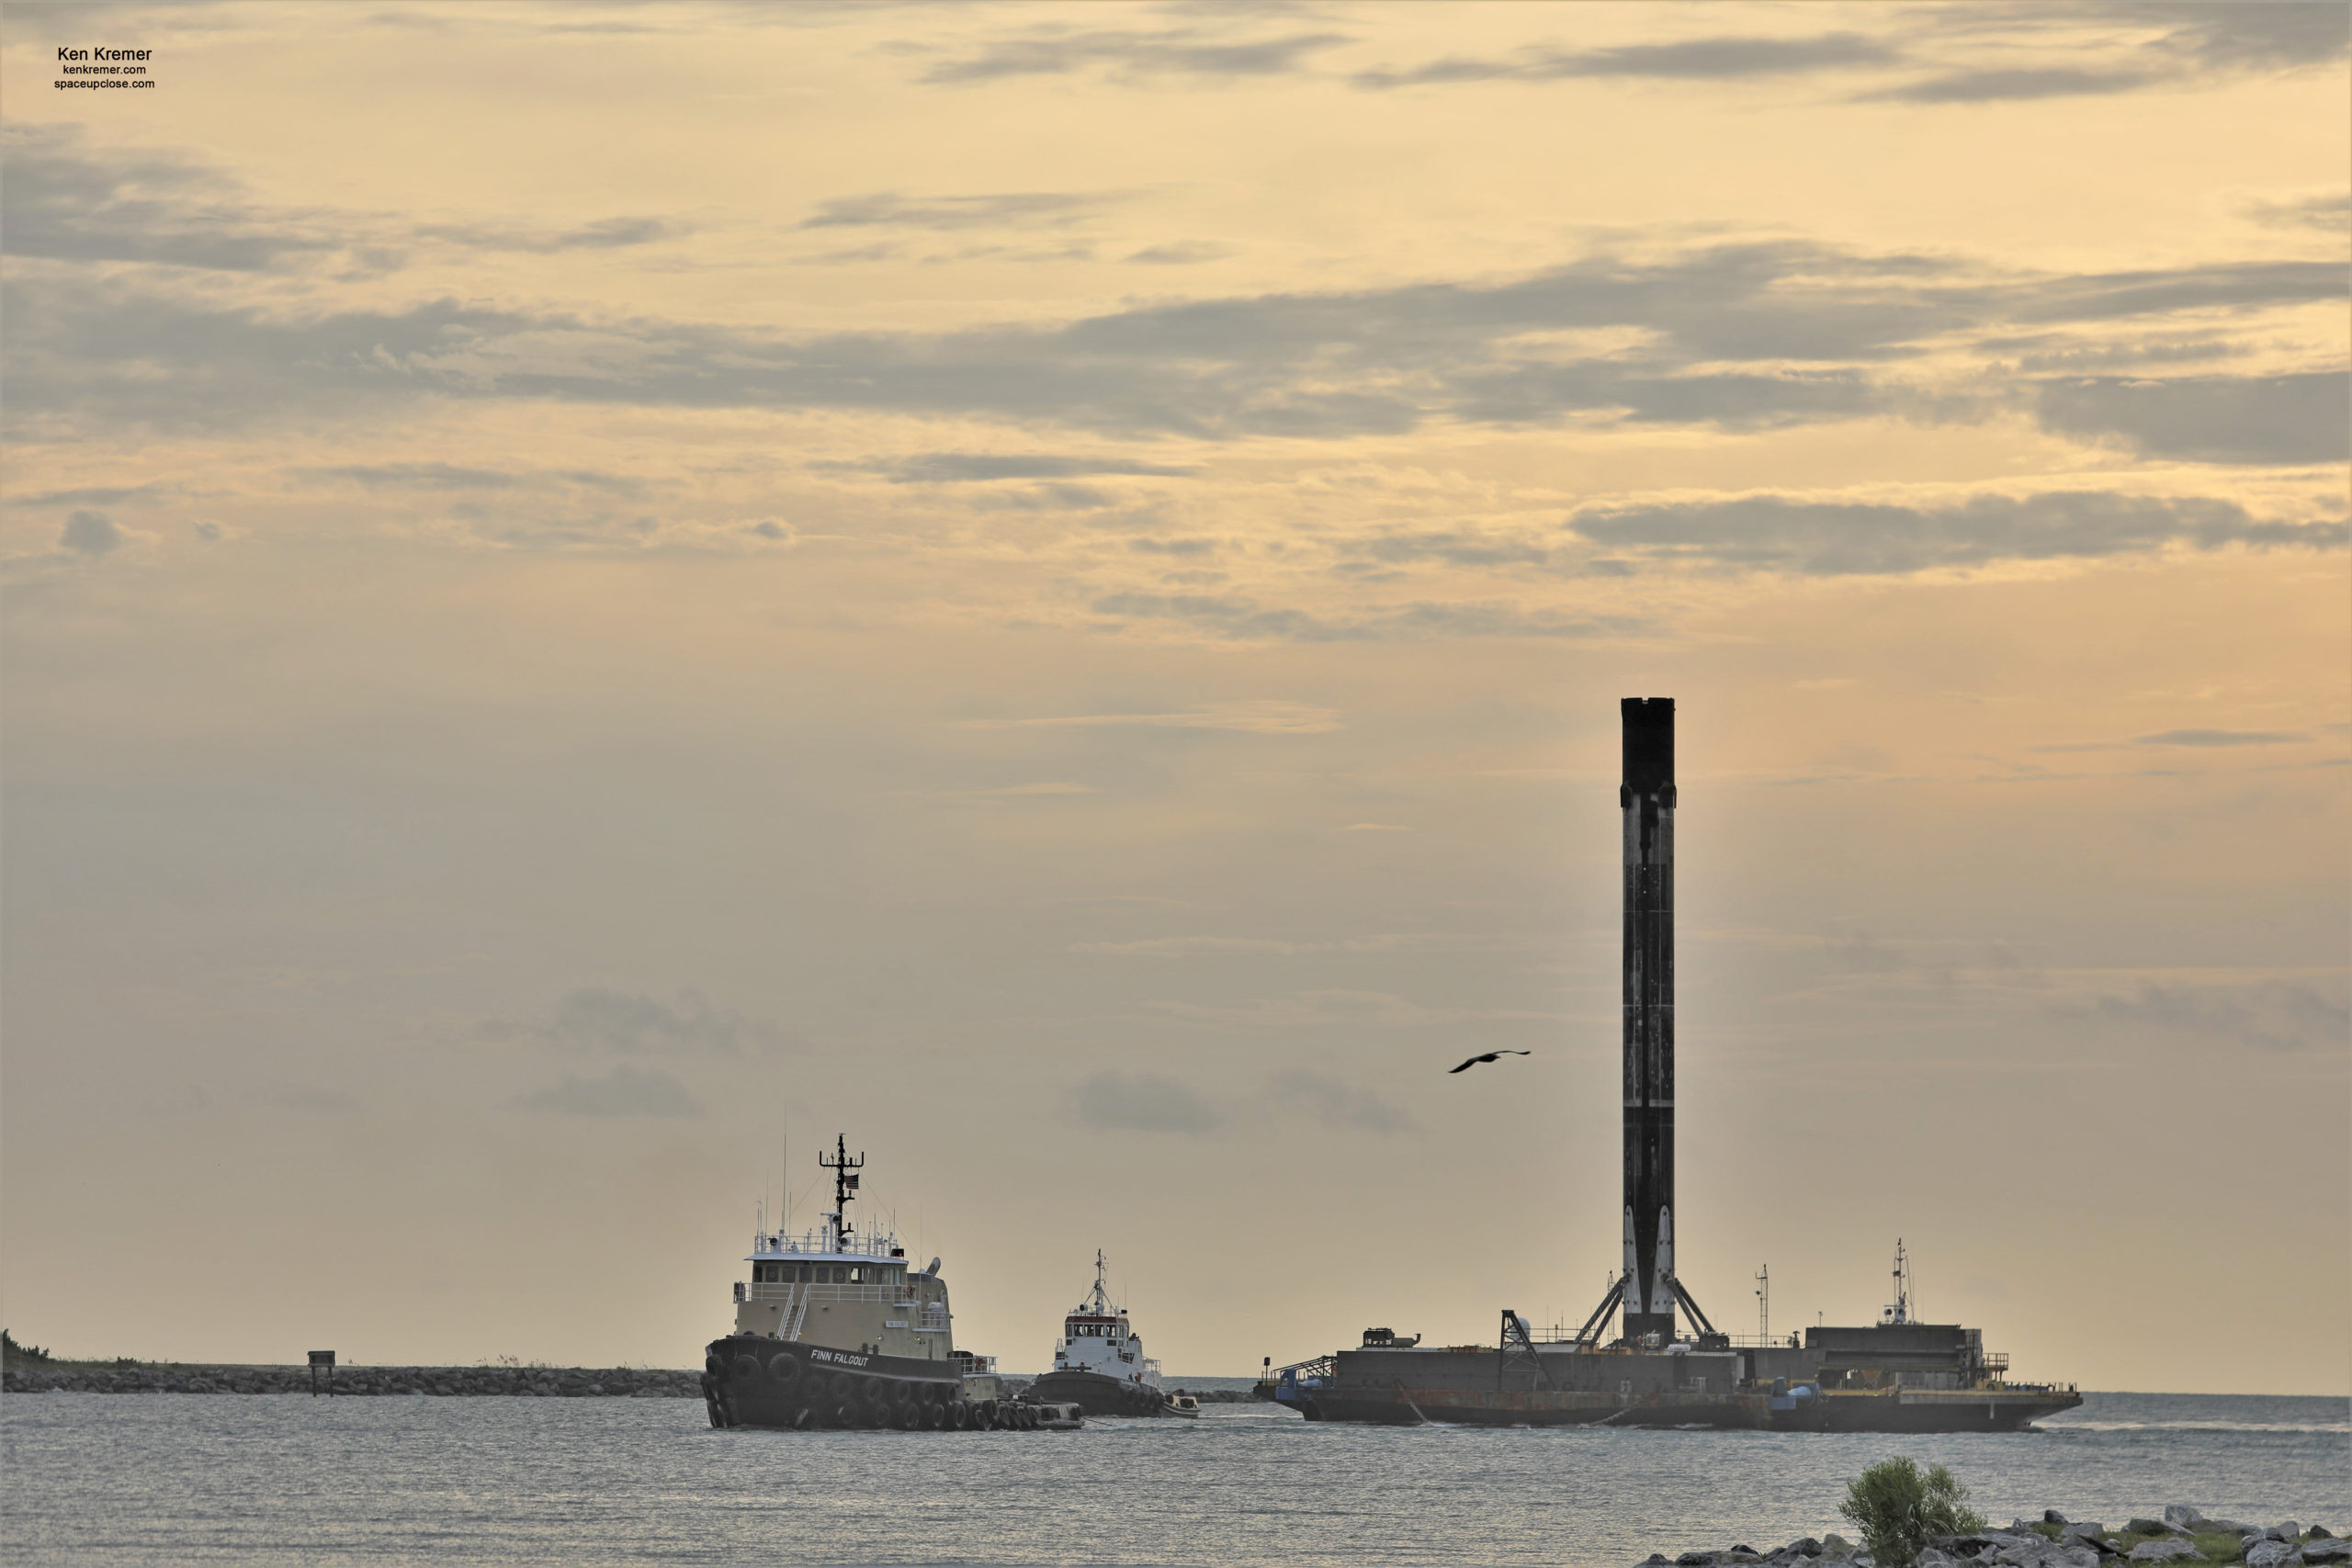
[4,1389,2344,1566]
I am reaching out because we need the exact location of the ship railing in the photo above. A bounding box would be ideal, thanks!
[745,1282,918,1304]
[752,1228,906,1259]
[1272,1356,1336,1385]
[917,1305,950,1332]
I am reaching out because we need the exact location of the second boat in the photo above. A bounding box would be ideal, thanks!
[1026,1252,1170,1418]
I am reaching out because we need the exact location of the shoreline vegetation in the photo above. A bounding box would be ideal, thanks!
[1645,1500,2344,1568]
[1641,1519,2344,1568]
[1,1330,1249,1401]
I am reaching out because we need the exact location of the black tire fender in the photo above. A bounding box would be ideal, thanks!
[767,1352,799,1384]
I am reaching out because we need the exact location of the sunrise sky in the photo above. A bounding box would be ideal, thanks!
[3,1,2346,1394]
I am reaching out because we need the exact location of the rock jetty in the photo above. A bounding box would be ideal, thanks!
[1637,1510,2343,1568]
[2,1363,700,1397]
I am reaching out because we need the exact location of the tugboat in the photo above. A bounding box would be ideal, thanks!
[700,1134,1063,1432]
[1025,1251,1168,1418]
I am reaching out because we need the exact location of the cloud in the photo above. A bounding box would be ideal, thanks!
[2033,374,2351,465]
[922,26,1351,84]
[1871,1,2349,101]
[2132,728,2310,748]
[1869,66,2154,103]
[1155,988,1556,1029]
[1126,242,1232,265]
[0,127,678,276]
[1069,1070,1222,1134]
[413,216,688,253]
[305,462,522,490]
[857,455,1198,485]
[511,1064,701,1118]
[1091,592,1646,642]
[1344,528,1556,568]
[2245,192,2350,233]
[1356,32,1896,89]
[0,125,334,272]
[1073,931,1513,957]
[13,483,162,507]
[260,1085,362,1114]
[957,700,1341,734]
[59,509,125,556]
[8,234,2338,454]
[2075,981,2347,1053]
[2136,1,2352,72]
[1267,1068,1416,1133]
[1568,491,2346,576]
[798,191,1114,231]
[497,987,800,1056]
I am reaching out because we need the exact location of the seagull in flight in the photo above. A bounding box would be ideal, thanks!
[1448,1050,1532,1074]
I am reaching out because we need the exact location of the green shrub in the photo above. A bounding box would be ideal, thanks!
[1838,1458,1988,1568]
[2,1329,53,1367]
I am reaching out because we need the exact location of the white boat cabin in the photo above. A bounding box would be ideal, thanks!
[1049,1253,1161,1389]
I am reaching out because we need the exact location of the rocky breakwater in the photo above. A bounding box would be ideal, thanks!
[3,1363,701,1397]
[1641,1511,2344,1568]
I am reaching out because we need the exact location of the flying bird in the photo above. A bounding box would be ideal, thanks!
[1448,1050,1532,1074]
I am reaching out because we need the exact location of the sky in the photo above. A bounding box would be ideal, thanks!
[1,1,2346,1396]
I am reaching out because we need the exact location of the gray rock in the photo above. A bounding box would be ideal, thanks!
[1790,1541,1823,1559]
[2245,1543,2299,1568]
[2051,1516,2074,1528]
[2130,1526,2172,1541]
[1639,1556,1671,1565]
[2272,1529,2303,1544]
[1677,1553,1715,1565]
[1921,1552,1961,1568]
[2165,1511,2210,1532]
[2128,1544,2204,1566]
[2308,1530,2335,1543]
[2300,1544,2347,1565]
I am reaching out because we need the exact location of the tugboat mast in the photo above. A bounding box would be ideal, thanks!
[1088,1248,1111,1314]
[820,1134,865,1254]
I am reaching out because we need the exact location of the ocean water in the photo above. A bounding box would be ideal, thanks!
[2,1388,2342,1566]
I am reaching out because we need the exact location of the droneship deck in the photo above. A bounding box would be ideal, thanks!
[1268,1319,2080,1432]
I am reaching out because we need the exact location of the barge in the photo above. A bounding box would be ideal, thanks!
[1261,699,2081,1434]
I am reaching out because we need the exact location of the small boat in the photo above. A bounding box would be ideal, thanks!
[1162,1393,1201,1418]
[1028,1401,1087,1430]
[1026,1250,1170,1418]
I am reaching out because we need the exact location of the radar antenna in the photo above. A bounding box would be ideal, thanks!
[820,1134,864,1254]
[1088,1247,1111,1315]
[1880,1238,1912,1325]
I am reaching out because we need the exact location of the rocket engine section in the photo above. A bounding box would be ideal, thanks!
[1621,697,1678,1343]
